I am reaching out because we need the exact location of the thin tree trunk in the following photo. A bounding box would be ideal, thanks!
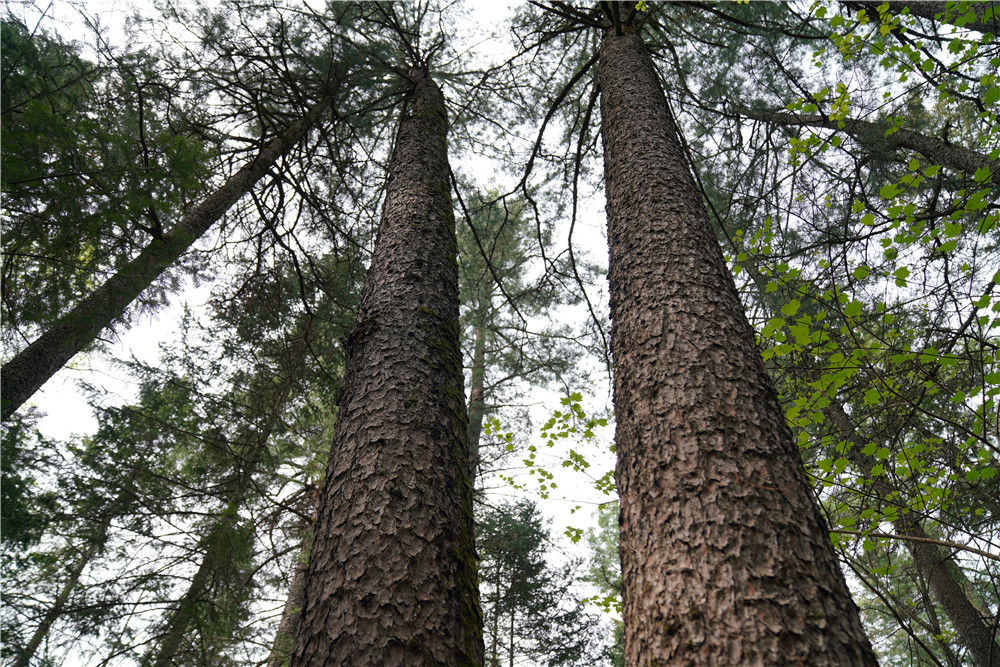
[147,370,298,667]
[467,323,487,483]
[14,525,108,667]
[267,489,319,667]
[146,505,241,667]
[289,70,481,666]
[828,403,1000,667]
[266,548,310,667]
[735,245,999,666]
[1,97,330,421]
[508,607,514,667]
[491,566,500,666]
[598,25,877,664]
[738,107,999,185]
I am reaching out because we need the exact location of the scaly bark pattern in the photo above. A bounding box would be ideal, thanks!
[289,72,481,666]
[599,28,877,665]
[1,98,330,421]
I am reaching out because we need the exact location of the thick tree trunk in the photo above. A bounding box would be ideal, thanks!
[738,107,999,186]
[288,72,481,666]
[828,404,1000,667]
[14,525,107,667]
[1,98,330,421]
[598,27,877,664]
[467,323,487,483]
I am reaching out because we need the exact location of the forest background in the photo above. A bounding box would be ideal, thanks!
[1,0,997,665]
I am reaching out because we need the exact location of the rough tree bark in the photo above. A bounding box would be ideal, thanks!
[289,71,481,666]
[1,98,330,421]
[598,25,878,664]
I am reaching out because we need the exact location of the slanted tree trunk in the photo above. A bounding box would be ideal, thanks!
[598,24,877,664]
[146,503,243,667]
[147,371,298,667]
[266,546,310,667]
[14,523,109,667]
[844,1,999,35]
[289,70,481,666]
[1,97,331,421]
[267,488,319,667]
[828,403,1000,667]
[738,107,999,185]
[738,243,999,666]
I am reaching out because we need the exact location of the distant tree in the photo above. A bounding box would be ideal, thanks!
[583,502,623,667]
[456,189,586,485]
[477,499,603,666]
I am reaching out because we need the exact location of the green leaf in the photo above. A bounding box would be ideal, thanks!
[894,267,910,286]
[879,183,899,199]
[781,299,801,316]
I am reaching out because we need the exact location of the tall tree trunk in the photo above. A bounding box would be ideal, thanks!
[14,523,108,667]
[491,566,500,666]
[733,243,998,665]
[598,26,877,664]
[266,546,310,667]
[146,504,242,667]
[1,98,330,421]
[828,403,1000,667]
[289,71,481,666]
[467,323,487,483]
[508,606,514,667]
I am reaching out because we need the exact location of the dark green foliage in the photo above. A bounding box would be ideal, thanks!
[0,417,58,551]
[477,499,603,666]
[1,18,212,342]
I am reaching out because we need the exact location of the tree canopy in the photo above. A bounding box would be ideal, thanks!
[1,1,997,665]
